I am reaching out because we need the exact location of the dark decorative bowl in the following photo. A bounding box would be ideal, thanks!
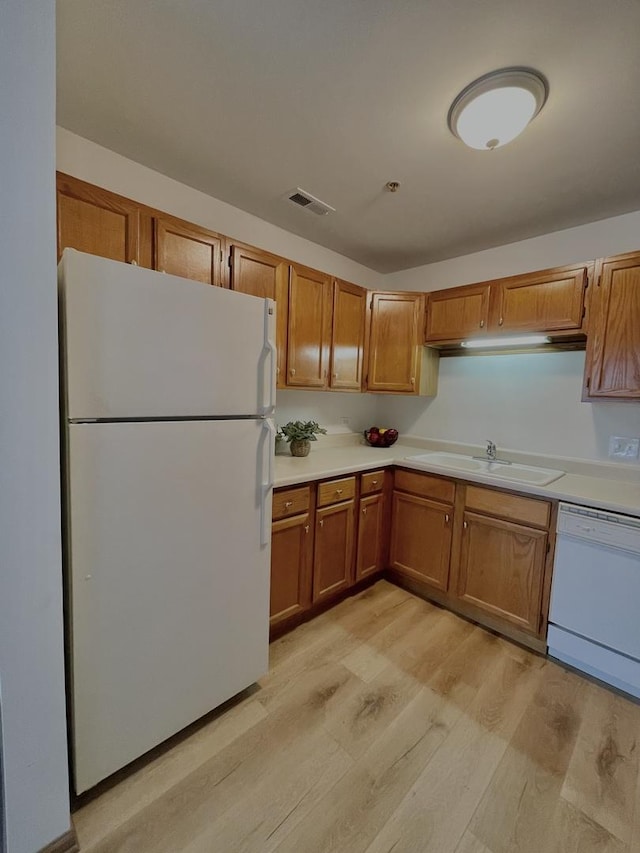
[363,428,399,448]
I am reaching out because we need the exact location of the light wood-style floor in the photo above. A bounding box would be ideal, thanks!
[73,581,640,853]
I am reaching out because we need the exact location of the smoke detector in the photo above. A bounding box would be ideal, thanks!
[284,187,335,216]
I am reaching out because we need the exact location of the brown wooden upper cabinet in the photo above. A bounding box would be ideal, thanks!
[425,262,591,346]
[488,263,590,335]
[367,292,438,395]
[583,251,640,400]
[329,279,367,391]
[229,244,290,388]
[154,216,225,287]
[56,172,142,265]
[425,283,490,343]
[286,263,332,389]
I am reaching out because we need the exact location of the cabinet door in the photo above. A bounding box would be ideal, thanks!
[367,292,424,393]
[154,216,224,286]
[330,279,367,391]
[56,172,141,264]
[287,264,332,388]
[230,244,289,388]
[313,501,355,602]
[455,511,547,634]
[270,512,313,627]
[492,265,588,333]
[389,492,452,591]
[355,493,385,581]
[425,283,490,343]
[584,252,640,399]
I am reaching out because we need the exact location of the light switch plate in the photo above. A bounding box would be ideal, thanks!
[608,435,640,459]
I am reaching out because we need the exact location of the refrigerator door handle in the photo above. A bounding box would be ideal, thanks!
[260,417,276,546]
[261,300,276,416]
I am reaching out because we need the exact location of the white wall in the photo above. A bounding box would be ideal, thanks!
[380,351,640,462]
[276,389,378,436]
[385,210,640,292]
[379,213,640,463]
[0,4,71,852]
[56,128,384,289]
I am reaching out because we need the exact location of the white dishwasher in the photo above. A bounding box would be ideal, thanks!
[548,502,640,699]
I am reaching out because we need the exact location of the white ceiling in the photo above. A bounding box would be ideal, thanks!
[56,0,640,273]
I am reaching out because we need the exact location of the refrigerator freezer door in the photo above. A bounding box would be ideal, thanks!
[66,419,271,793]
[59,249,275,420]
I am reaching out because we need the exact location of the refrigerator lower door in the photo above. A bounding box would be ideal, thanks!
[66,419,272,793]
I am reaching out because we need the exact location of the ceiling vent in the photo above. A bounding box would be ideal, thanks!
[284,187,335,216]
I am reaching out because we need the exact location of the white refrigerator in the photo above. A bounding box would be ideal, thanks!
[58,249,276,794]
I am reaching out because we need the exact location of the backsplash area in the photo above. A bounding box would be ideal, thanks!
[275,389,378,436]
[277,351,640,465]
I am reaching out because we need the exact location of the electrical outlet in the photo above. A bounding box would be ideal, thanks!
[608,435,640,459]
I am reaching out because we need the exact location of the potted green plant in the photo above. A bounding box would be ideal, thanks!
[278,420,327,457]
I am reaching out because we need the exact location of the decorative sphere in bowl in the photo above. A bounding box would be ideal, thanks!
[363,427,399,447]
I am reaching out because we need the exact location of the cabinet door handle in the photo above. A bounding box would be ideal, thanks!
[304,524,310,534]
[319,518,324,528]
[499,317,504,326]
[362,507,367,516]
[284,500,293,508]
[463,520,468,529]
[445,513,450,524]
[479,319,484,328]
[289,368,296,376]
[333,372,338,379]
[410,377,415,385]
[130,259,138,266]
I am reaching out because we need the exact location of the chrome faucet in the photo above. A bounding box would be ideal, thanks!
[472,439,511,465]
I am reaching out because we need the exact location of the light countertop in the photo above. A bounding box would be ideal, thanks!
[274,437,640,518]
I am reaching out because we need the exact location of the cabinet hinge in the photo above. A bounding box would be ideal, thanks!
[582,304,586,319]
[586,376,591,390]
[546,541,551,554]
[596,275,602,287]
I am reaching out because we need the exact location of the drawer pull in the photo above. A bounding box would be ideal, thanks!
[284,500,293,508]
[371,480,378,485]
[335,488,343,495]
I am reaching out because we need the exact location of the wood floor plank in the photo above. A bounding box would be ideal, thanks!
[468,661,588,853]
[455,831,494,853]
[561,682,640,845]
[363,644,545,853]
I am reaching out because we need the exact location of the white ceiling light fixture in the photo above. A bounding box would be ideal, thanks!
[448,68,548,151]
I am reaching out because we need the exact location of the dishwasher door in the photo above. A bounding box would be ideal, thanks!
[548,503,640,698]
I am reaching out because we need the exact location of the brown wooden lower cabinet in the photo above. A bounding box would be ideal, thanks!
[454,511,548,635]
[355,492,385,580]
[389,491,453,591]
[270,512,313,627]
[313,500,355,602]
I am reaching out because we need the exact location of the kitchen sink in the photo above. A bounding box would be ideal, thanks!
[405,452,565,487]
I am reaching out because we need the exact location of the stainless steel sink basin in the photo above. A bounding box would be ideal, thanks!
[405,452,565,487]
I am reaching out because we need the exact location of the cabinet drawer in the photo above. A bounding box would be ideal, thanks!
[465,485,550,529]
[272,486,310,520]
[361,470,385,495]
[317,476,356,507]
[394,469,455,504]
